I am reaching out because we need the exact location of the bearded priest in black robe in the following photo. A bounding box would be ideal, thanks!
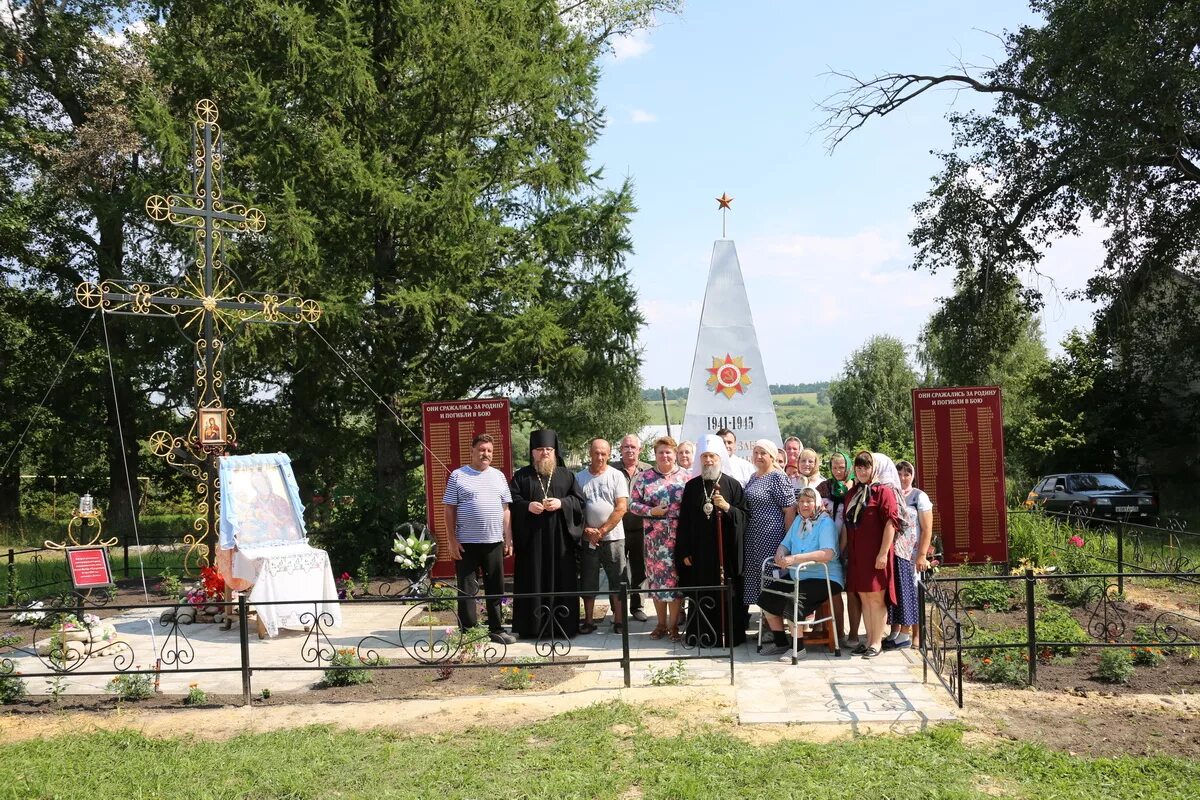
[509,429,586,639]
[676,434,749,647]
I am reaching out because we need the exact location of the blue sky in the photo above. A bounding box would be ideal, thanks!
[589,1,1101,388]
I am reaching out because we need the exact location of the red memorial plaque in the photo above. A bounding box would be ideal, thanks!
[66,546,114,590]
[912,386,1008,564]
[422,398,513,578]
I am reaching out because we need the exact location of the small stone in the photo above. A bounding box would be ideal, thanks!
[214,613,226,624]
[176,609,195,624]
[160,608,177,623]
[203,604,221,615]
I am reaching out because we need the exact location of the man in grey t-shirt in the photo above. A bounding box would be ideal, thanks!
[443,433,515,645]
[576,438,629,633]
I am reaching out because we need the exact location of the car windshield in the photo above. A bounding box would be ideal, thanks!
[1069,474,1130,492]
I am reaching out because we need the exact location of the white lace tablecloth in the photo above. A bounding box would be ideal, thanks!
[233,543,343,638]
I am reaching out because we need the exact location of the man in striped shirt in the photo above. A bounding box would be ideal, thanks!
[443,433,516,645]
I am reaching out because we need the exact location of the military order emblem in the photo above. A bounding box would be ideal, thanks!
[706,353,752,398]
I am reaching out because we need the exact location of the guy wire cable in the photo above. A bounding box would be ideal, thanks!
[0,311,97,476]
[100,312,159,657]
[306,322,452,475]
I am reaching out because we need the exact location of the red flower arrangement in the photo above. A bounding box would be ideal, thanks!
[200,566,225,599]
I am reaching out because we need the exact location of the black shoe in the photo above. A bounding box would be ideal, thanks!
[489,630,516,645]
[612,622,625,634]
[851,643,868,655]
[630,609,648,622]
[861,646,881,659]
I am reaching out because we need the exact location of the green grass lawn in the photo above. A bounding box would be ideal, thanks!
[0,702,1196,799]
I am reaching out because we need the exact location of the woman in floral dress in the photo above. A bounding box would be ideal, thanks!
[742,439,798,608]
[630,436,689,640]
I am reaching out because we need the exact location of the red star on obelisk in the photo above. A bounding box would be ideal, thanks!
[716,192,733,237]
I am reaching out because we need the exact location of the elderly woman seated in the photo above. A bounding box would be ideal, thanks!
[757,486,844,659]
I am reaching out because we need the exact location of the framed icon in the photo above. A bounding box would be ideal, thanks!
[199,408,228,445]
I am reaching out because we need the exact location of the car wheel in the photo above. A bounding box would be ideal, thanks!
[1067,502,1091,529]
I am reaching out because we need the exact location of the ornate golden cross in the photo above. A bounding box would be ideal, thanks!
[75,99,321,569]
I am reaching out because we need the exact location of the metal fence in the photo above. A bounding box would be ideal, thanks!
[0,582,736,705]
[918,568,1200,707]
[4,538,193,605]
[1011,507,1200,591]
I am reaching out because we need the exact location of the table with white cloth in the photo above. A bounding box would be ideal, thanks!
[231,542,343,638]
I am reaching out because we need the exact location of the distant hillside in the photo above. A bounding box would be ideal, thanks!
[641,383,830,401]
[642,383,836,449]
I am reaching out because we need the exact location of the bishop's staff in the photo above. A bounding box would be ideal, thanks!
[712,485,729,647]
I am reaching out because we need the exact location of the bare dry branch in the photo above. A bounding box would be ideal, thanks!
[818,70,1049,152]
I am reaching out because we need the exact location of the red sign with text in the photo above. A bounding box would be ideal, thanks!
[422,398,513,578]
[912,386,1008,564]
[66,547,114,589]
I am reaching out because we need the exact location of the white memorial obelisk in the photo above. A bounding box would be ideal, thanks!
[680,194,782,458]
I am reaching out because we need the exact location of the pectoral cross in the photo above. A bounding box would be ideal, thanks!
[75,99,322,570]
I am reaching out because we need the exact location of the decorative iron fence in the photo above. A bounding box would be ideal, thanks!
[918,568,1200,707]
[917,578,964,708]
[1012,507,1200,591]
[1,582,735,706]
[4,538,193,605]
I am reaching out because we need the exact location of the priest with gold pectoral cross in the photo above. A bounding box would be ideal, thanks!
[509,430,586,640]
[676,434,748,647]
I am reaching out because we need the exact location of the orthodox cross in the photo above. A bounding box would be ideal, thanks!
[76,99,321,569]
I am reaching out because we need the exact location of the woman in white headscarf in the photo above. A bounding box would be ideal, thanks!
[741,439,797,610]
[842,451,904,658]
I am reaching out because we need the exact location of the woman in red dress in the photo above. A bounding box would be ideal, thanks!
[843,451,902,658]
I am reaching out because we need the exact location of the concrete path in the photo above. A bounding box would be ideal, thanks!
[5,602,955,729]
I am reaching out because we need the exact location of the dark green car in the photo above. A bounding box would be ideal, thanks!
[1024,472,1158,523]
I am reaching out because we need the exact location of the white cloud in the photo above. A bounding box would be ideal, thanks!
[630,108,657,124]
[1023,217,1107,350]
[641,296,701,326]
[634,226,949,384]
[634,219,1106,386]
[100,19,148,47]
[741,227,910,279]
[611,29,653,62]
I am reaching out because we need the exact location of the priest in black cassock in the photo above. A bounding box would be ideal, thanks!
[676,434,749,647]
[509,429,586,639]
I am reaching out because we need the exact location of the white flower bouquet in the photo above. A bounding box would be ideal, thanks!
[392,528,436,572]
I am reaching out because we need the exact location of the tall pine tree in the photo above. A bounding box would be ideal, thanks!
[145,0,653,550]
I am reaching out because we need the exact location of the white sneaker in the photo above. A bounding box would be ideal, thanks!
[779,648,807,662]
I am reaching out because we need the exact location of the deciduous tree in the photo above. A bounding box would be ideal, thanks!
[829,335,917,453]
[0,2,180,532]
